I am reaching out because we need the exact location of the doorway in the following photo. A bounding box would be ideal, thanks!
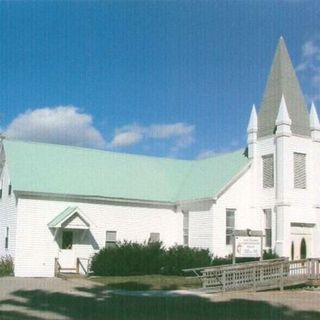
[58,230,75,270]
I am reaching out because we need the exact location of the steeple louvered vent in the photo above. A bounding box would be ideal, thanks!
[294,152,306,189]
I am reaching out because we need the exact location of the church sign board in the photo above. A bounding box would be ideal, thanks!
[235,236,261,258]
[232,229,264,262]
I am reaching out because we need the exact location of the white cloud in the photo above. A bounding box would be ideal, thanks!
[5,106,107,148]
[5,105,195,156]
[109,122,195,153]
[296,38,320,102]
[302,40,319,57]
[109,130,143,148]
[197,139,241,160]
[147,123,194,139]
[197,149,218,160]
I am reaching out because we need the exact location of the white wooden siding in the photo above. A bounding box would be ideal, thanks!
[14,198,183,277]
[0,161,18,259]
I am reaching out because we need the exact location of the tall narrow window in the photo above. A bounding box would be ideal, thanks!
[262,154,274,188]
[226,209,235,245]
[300,238,307,259]
[106,231,117,248]
[291,241,294,260]
[0,180,2,199]
[294,153,306,189]
[5,227,9,249]
[264,209,272,247]
[8,183,12,196]
[149,232,160,243]
[183,211,189,246]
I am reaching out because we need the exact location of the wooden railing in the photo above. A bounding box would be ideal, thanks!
[183,258,320,292]
[54,257,61,276]
[76,257,91,275]
[55,257,91,276]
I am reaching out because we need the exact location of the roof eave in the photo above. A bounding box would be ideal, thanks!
[15,190,177,208]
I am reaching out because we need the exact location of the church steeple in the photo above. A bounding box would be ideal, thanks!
[257,37,310,138]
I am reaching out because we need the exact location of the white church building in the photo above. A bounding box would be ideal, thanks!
[1,37,320,277]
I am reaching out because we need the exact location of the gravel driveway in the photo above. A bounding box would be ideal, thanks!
[0,277,319,319]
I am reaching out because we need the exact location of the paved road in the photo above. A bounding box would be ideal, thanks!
[0,277,319,319]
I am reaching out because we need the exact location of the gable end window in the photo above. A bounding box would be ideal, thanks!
[106,231,117,248]
[262,154,274,188]
[294,152,306,189]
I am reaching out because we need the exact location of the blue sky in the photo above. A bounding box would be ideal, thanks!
[0,1,320,159]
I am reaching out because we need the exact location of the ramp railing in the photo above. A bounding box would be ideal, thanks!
[183,258,320,292]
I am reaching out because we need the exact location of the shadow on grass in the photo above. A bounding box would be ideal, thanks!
[104,281,152,291]
[0,284,319,320]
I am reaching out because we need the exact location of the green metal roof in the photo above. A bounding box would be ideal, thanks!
[3,139,249,203]
[177,150,248,201]
[258,37,310,138]
[47,206,77,227]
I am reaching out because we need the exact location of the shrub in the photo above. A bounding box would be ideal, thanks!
[90,241,165,276]
[263,249,279,260]
[0,255,14,276]
[90,242,279,277]
[161,246,212,276]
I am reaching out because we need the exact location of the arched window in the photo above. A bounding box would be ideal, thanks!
[300,238,307,259]
[291,241,294,260]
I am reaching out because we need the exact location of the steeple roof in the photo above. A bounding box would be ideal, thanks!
[257,37,310,137]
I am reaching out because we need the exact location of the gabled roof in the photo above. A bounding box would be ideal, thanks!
[47,206,90,228]
[258,37,310,138]
[177,150,248,201]
[3,139,249,203]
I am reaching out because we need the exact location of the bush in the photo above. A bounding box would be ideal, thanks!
[263,249,279,260]
[0,255,14,276]
[90,241,165,276]
[90,242,280,277]
[161,245,212,276]
[91,242,212,276]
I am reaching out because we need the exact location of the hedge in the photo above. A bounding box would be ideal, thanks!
[90,242,279,276]
[90,241,165,276]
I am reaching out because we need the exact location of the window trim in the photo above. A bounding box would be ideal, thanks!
[183,211,189,246]
[105,230,117,248]
[263,209,272,248]
[149,232,160,243]
[226,209,235,245]
[5,227,9,250]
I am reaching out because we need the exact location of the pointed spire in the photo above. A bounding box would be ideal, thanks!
[276,95,292,126]
[258,37,309,137]
[247,104,258,133]
[310,101,320,130]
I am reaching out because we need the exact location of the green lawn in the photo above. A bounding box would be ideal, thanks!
[88,274,201,291]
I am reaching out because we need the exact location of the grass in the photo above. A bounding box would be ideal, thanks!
[88,274,201,291]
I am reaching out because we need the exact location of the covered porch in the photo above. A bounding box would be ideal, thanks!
[47,206,98,275]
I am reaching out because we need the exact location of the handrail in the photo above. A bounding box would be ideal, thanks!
[183,258,320,292]
[76,257,91,275]
[183,258,287,273]
[54,257,62,276]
